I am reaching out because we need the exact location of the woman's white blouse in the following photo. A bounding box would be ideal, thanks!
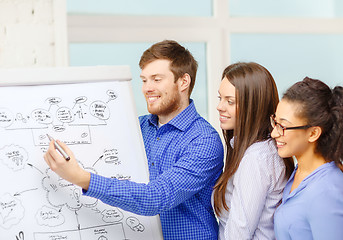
[212,138,287,240]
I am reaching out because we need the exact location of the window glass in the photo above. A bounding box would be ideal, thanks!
[230,34,343,96]
[67,0,213,17]
[69,42,208,119]
[229,0,343,17]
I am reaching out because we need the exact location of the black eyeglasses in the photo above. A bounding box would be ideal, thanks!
[270,114,311,136]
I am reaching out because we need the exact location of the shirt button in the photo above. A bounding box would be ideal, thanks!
[157,137,160,140]
[151,162,155,166]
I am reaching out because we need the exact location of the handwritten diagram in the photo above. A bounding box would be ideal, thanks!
[0,81,160,240]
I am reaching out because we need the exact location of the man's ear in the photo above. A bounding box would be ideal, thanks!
[308,126,322,143]
[178,73,191,93]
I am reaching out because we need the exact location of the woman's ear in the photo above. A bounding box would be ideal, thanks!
[308,126,322,143]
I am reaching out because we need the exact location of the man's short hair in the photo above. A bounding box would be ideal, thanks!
[139,40,198,96]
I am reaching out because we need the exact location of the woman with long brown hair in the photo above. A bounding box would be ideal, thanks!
[212,62,294,239]
[272,77,343,239]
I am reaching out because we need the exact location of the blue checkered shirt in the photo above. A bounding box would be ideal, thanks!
[84,100,224,239]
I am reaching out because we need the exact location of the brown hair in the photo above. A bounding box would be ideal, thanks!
[213,62,294,215]
[283,77,343,171]
[139,40,198,97]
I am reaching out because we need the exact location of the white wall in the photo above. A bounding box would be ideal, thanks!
[0,0,68,68]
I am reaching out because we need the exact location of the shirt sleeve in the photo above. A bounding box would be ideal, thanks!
[83,134,224,216]
[224,151,272,239]
[308,187,343,240]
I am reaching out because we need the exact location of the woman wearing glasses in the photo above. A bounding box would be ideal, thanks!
[212,62,294,240]
[271,77,343,240]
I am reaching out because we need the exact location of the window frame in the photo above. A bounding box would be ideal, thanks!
[67,0,343,132]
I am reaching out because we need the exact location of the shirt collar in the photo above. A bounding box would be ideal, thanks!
[284,161,336,201]
[147,99,199,131]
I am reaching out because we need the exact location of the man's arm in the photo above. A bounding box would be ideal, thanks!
[44,134,223,216]
[84,134,224,215]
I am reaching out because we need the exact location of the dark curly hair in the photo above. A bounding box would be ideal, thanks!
[283,77,343,171]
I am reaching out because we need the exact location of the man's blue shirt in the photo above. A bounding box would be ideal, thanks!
[84,100,224,239]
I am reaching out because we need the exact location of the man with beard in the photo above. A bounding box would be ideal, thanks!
[44,40,224,240]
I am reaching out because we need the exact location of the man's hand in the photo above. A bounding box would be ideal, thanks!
[44,140,91,190]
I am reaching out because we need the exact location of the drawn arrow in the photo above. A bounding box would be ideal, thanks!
[27,163,44,175]
[75,210,81,230]
[14,188,38,196]
[92,155,104,167]
[48,104,59,111]
[91,208,101,214]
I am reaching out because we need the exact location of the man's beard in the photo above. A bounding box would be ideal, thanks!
[147,88,181,117]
